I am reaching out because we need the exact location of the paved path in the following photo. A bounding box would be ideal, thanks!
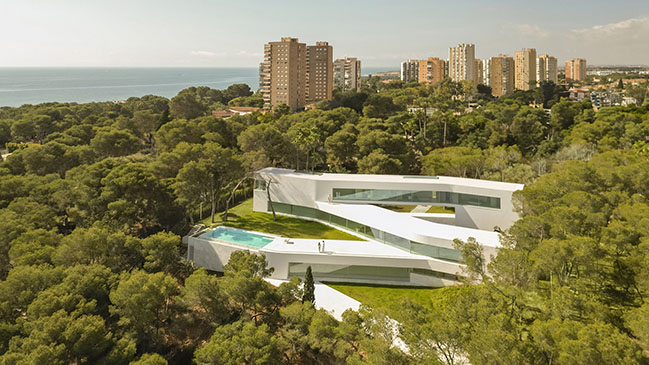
[265,278,360,320]
[410,205,430,213]
[264,278,410,352]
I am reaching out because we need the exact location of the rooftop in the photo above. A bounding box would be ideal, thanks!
[262,237,423,258]
[258,167,524,192]
[316,202,502,247]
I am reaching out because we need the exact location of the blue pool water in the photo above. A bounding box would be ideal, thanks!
[201,227,274,248]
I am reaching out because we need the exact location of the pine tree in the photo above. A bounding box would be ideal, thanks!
[302,266,315,305]
[618,79,624,89]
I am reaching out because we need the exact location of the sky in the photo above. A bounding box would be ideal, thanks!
[1,0,648,68]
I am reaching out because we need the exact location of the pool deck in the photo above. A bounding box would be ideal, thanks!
[263,237,420,258]
[198,227,448,263]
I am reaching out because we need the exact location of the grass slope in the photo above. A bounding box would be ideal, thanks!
[200,198,362,240]
[327,282,471,317]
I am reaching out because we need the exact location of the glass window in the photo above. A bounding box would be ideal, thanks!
[271,202,292,215]
[255,178,267,191]
[410,242,462,263]
[332,188,500,209]
[293,205,316,219]
[316,209,330,222]
[330,214,347,228]
[412,268,458,281]
[438,246,463,262]
[347,220,366,235]
[383,231,411,251]
[289,263,410,282]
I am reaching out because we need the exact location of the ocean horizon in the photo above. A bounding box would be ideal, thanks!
[0,67,396,107]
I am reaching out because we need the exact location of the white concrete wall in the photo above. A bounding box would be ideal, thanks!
[254,170,521,231]
[187,235,465,287]
[262,248,462,279]
[188,236,259,272]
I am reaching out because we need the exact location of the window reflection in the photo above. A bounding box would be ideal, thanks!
[332,188,501,209]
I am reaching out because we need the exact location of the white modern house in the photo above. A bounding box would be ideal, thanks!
[186,168,524,287]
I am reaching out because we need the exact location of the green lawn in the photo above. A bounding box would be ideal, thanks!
[327,282,470,318]
[425,205,455,214]
[372,204,455,214]
[200,199,362,240]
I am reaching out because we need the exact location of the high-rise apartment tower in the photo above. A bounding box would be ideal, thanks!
[333,57,361,91]
[261,38,334,111]
[474,59,484,86]
[261,38,307,111]
[306,42,333,102]
[449,44,476,83]
[417,57,446,86]
[537,54,558,84]
[489,55,515,97]
[565,58,587,82]
[401,60,419,82]
[514,48,537,90]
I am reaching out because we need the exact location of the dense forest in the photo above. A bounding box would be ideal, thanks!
[1,78,649,364]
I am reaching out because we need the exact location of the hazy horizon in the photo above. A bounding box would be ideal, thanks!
[2,0,649,68]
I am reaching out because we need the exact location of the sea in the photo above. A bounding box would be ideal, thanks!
[0,67,395,107]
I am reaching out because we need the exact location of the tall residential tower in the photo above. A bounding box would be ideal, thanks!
[401,60,419,82]
[537,54,558,84]
[417,57,446,86]
[306,42,333,102]
[261,37,333,111]
[565,58,587,82]
[333,57,361,91]
[449,44,476,84]
[489,55,515,97]
[261,37,307,111]
[514,48,536,90]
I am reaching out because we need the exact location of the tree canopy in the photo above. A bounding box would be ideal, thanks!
[1,81,649,363]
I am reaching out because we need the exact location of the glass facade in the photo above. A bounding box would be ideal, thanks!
[332,188,500,209]
[269,202,461,263]
[288,263,411,282]
[254,176,267,191]
[288,263,457,282]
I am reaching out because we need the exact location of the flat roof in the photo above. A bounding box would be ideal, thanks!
[316,202,502,247]
[262,237,423,258]
[257,167,524,192]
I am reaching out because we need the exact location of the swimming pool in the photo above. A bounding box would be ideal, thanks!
[200,227,274,248]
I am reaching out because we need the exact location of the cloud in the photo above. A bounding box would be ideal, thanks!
[571,17,649,42]
[190,50,226,57]
[501,24,550,39]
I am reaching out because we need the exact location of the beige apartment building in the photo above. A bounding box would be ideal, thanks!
[261,38,307,111]
[333,57,361,91]
[306,42,333,102]
[489,54,515,97]
[261,38,333,111]
[449,44,476,84]
[417,57,446,86]
[514,48,536,90]
[565,58,587,82]
[537,54,558,84]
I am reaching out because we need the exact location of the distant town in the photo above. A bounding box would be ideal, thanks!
[258,37,649,112]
